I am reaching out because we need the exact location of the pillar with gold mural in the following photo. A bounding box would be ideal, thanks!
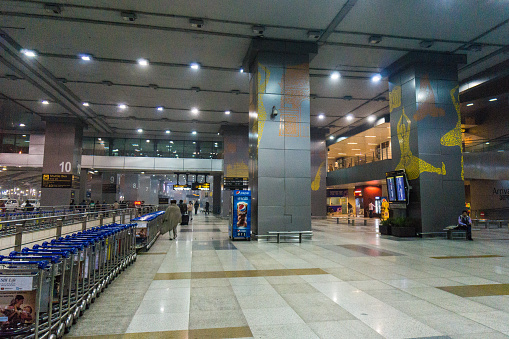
[243,39,317,235]
[385,52,467,233]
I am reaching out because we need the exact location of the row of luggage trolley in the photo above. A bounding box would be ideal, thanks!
[0,222,137,338]
[132,211,165,251]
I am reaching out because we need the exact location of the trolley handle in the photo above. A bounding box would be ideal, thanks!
[0,260,50,269]
[19,249,72,258]
[5,254,61,264]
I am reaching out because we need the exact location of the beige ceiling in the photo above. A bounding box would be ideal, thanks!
[0,0,508,140]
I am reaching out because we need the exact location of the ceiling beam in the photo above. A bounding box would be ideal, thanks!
[318,0,358,43]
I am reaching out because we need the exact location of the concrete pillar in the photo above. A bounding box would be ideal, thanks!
[102,172,118,204]
[212,175,222,215]
[221,126,249,217]
[311,128,327,218]
[120,173,140,202]
[40,118,84,207]
[243,39,317,235]
[90,173,102,203]
[385,52,467,233]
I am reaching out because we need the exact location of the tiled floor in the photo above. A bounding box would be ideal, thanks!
[67,215,509,338]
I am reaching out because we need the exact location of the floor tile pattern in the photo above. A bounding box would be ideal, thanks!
[67,214,509,338]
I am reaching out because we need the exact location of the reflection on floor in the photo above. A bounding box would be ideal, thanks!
[67,214,509,338]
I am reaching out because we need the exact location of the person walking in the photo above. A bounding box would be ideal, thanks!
[368,201,375,218]
[205,201,210,215]
[162,200,182,240]
[194,200,199,215]
[187,201,193,220]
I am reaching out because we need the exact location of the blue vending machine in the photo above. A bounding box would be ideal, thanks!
[229,190,251,241]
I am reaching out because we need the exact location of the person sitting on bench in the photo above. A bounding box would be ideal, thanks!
[457,210,473,241]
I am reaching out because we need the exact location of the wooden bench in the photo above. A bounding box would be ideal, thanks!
[267,231,313,243]
[444,227,467,240]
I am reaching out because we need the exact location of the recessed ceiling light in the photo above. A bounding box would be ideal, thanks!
[141,171,145,174]
[80,54,92,61]
[239,68,244,73]
[466,103,474,106]
[489,98,497,102]
[371,74,382,82]
[41,100,49,105]
[346,114,354,121]
[118,104,127,109]
[137,128,143,133]
[368,35,382,44]
[368,143,378,145]
[82,102,89,107]
[329,135,335,140]
[486,142,490,145]
[365,135,376,138]
[368,115,376,122]
[318,113,325,120]
[347,143,357,145]
[191,107,199,114]
[225,110,231,115]
[21,49,37,57]
[165,130,170,134]
[352,149,361,150]
[157,106,164,111]
[330,71,340,80]
[190,63,200,70]
[146,139,150,143]
[98,138,102,141]
[138,58,149,66]
[192,131,197,135]
[19,123,26,127]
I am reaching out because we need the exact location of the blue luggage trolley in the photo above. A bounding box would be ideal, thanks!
[229,190,251,241]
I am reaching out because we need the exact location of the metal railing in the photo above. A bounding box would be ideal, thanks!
[464,134,509,153]
[0,205,160,253]
[328,147,392,172]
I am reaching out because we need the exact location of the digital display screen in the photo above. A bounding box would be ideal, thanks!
[395,175,406,201]
[386,177,397,202]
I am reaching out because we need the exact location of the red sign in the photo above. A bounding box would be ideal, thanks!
[480,211,485,218]
[134,201,142,206]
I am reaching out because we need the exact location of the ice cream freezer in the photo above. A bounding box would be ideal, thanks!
[229,190,251,241]
[131,211,165,250]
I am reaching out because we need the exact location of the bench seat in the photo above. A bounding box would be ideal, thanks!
[443,227,467,240]
[267,231,313,243]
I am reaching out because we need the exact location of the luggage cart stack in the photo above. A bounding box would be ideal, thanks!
[0,222,136,338]
[132,211,165,251]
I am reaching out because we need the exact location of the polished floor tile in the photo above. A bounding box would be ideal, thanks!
[438,284,509,297]
[66,214,509,338]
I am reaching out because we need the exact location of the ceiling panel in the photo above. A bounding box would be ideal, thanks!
[337,0,509,42]
[1,0,507,137]
[311,45,406,69]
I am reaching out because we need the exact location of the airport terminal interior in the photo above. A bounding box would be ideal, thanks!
[1,1,509,338]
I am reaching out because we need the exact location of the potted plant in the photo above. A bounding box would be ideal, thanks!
[379,218,393,235]
[390,217,417,237]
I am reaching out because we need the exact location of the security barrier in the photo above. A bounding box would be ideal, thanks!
[0,223,137,338]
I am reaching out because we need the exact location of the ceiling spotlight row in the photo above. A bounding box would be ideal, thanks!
[328,115,377,140]
[466,97,498,106]
[330,71,382,82]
